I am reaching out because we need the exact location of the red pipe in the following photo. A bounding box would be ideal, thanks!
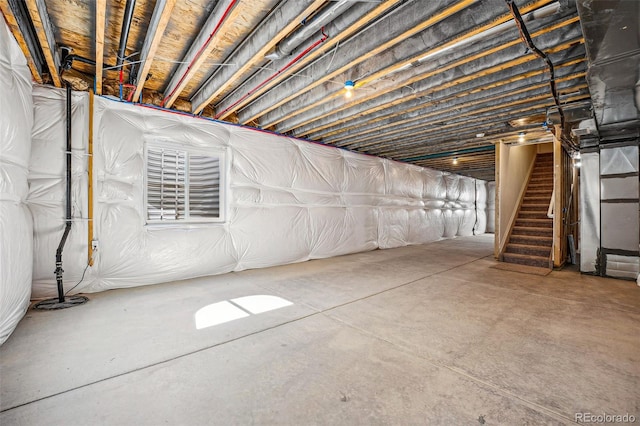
[162,0,239,107]
[214,28,329,120]
[123,84,137,102]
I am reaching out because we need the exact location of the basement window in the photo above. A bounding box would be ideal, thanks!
[145,143,225,223]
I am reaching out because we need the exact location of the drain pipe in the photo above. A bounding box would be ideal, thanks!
[265,0,351,61]
[54,83,73,303]
[36,85,89,310]
[116,0,136,100]
[117,0,137,68]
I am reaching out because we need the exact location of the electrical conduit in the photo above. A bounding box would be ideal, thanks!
[162,0,239,107]
[215,28,328,120]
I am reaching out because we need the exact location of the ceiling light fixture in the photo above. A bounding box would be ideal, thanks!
[452,156,458,165]
[344,80,354,98]
[518,132,526,143]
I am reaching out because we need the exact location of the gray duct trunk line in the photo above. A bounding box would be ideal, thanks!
[327,78,588,149]
[210,0,383,117]
[233,0,459,124]
[266,11,581,133]
[190,0,326,111]
[374,125,542,157]
[246,0,570,128]
[343,117,532,157]
[338,100,566,151]
[267,0,353,60]
[292,44,585,139]
[320,72,587,146]
[273,33,582,136]
[298,54,586,141]
[340,99,578,152]
[375,124,545,158]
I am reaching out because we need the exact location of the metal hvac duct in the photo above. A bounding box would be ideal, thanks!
[577,0,640,135]
[265,0,352,61]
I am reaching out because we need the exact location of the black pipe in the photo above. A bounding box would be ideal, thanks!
[55,83,73,303]
[62,54,117,71]
[117,0,137,68]
[505,0,577,151]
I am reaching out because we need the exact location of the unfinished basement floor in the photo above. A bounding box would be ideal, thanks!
[1,234,639,425]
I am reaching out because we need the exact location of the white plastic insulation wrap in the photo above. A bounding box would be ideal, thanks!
[486,181,496,233]
[31,91,487,296]
[29,86,89,297]
[474,179,488,235]
[0,20,33,345]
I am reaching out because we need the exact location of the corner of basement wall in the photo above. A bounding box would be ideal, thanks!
[0,18,34,345]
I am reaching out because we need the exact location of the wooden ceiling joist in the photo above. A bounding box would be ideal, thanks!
[131,0,177,102]
[162,0,239,109]
[210,0,403,121]
[24,0,60,86]
[95,0,107,95]
[271,7,575,133]
[0,0,43,83]
[238,0,478,126]
[190,0,325,115]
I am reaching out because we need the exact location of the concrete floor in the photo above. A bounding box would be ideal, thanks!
[1,234,639,425]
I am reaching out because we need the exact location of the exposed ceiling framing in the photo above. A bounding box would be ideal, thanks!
[24,0,60,86]
[1,0,597,181]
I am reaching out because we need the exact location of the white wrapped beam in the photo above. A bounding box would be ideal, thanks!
[30,92,489,295]
[0,20,33,345]
[486,181,496,233]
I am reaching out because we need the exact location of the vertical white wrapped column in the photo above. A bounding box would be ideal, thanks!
[0,20,34,344]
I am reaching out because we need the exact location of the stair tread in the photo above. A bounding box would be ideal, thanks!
[506,243,552,251]
[513,225,553,230]
[510,236,553,244]
[504,153,554,269]
[503,252,550,261]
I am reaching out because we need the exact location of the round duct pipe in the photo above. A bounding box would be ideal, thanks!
[265,0,352,61]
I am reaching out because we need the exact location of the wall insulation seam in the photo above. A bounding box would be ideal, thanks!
[0,18,33,345]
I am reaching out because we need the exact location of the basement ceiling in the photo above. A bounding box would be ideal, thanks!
[1,0,593,181]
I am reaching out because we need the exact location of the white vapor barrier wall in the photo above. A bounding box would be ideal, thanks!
[473,179,487,235]
[0,20,33,344]
[29,86,89,297]
[486,181,496,233]
[31,92,487,296]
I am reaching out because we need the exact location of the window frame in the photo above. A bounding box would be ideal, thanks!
[144,140,227,225]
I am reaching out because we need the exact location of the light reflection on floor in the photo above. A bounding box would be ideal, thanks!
[195,295,293,330]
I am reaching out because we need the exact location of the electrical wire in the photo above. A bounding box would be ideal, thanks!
[505,0,577,151]
[326,40,340,73]
[64,262,90,296]
[163,0,240,106]
[214,27,329,119]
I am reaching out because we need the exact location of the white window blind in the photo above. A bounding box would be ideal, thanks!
[146,145,223,223]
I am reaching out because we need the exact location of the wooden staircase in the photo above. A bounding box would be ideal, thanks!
[502,153,553,269]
